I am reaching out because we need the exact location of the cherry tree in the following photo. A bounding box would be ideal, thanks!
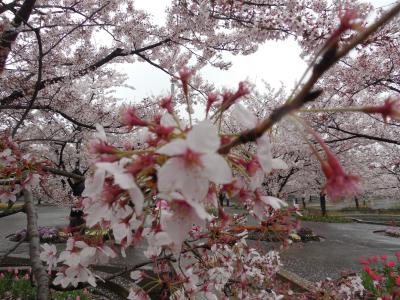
[1,1,400,299]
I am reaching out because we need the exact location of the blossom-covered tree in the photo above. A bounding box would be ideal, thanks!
[1,1,400,299]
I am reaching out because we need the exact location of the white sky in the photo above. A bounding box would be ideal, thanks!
[116,0,395,102]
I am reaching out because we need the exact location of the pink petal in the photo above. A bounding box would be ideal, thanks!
[157,139,187,156]
[202,153,232,184]
[187,121,220,153]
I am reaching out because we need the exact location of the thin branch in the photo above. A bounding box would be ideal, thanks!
[0,38,172,105]
[0,239,24,265]
[326,125,400,145]
[12,27,43,136]
[42,166,85,181]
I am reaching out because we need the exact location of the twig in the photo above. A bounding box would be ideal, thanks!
[0,239,24,265]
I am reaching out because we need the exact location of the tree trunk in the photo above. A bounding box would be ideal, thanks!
[23,189,49,300]
[354,196,359,209]
[302,197,306,209]
[320,193,326,217]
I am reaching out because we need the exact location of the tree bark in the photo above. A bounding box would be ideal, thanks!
[354,196,359,209]
[320,193,326,217]
[23,189,49,300]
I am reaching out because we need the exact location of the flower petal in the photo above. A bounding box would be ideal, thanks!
[201,153,232,184]
[187,120,220,153]
[157,139,187,156]
[83,169,105,198]
[256,134,273,174]
[232,103,258,129]
[181,169,209,202]
[128,186,144,216]
[261,196,287,210]
[157,158,185,194]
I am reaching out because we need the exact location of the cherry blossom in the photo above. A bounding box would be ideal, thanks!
[40,243,58,272]
[160,193,211,253]
[232,103,288,175]
[157,120,232,203]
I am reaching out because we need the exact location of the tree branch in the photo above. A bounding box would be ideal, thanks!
[0,38,171,105]
[0,0,36,73]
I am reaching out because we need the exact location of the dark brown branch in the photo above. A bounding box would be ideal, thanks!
[327,125,400,145]
[42,166,85,180]
[0,0,36,73]
[51,255,174,291]
[0,104,106,129]
[0,239,24,265]
[0,38,171,105]
[12,27,43,136]
[23,189,49,300]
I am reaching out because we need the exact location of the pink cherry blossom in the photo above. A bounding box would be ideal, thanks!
[40,243,58,272]
[157,121,232,203]
[160,194,211,253]
[232,103,288,175]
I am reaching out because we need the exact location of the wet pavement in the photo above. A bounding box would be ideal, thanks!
[277,221,400,282]
[1,206,400,283]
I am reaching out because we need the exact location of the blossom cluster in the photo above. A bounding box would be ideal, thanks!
[37,77,297,298]
[0,133,44,203]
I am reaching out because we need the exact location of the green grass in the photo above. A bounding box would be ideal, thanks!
[0,271,92,299]
[297,214,352,223]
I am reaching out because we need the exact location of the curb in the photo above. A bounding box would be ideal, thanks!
[277,268,318,294]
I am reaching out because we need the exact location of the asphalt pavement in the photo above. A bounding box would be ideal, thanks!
[1,206,399,283]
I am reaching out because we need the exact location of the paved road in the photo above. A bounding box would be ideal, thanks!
[0,206,69,256]
[276,221,400,282]
[1,206,399,283]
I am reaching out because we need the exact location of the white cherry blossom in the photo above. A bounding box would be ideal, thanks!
[40,243,58,272]
[232,103,288,174]
[157,120,232,203]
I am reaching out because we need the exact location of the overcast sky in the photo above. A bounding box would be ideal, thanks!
[116,0,395,102]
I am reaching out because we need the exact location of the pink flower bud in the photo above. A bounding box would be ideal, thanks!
[330,7,363,41]
[205,93,219,115]
[221,82,249,111]
[160,96,174,114]
[179,68,193,96]
[120,107,149,128]
[363,97,400,123]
